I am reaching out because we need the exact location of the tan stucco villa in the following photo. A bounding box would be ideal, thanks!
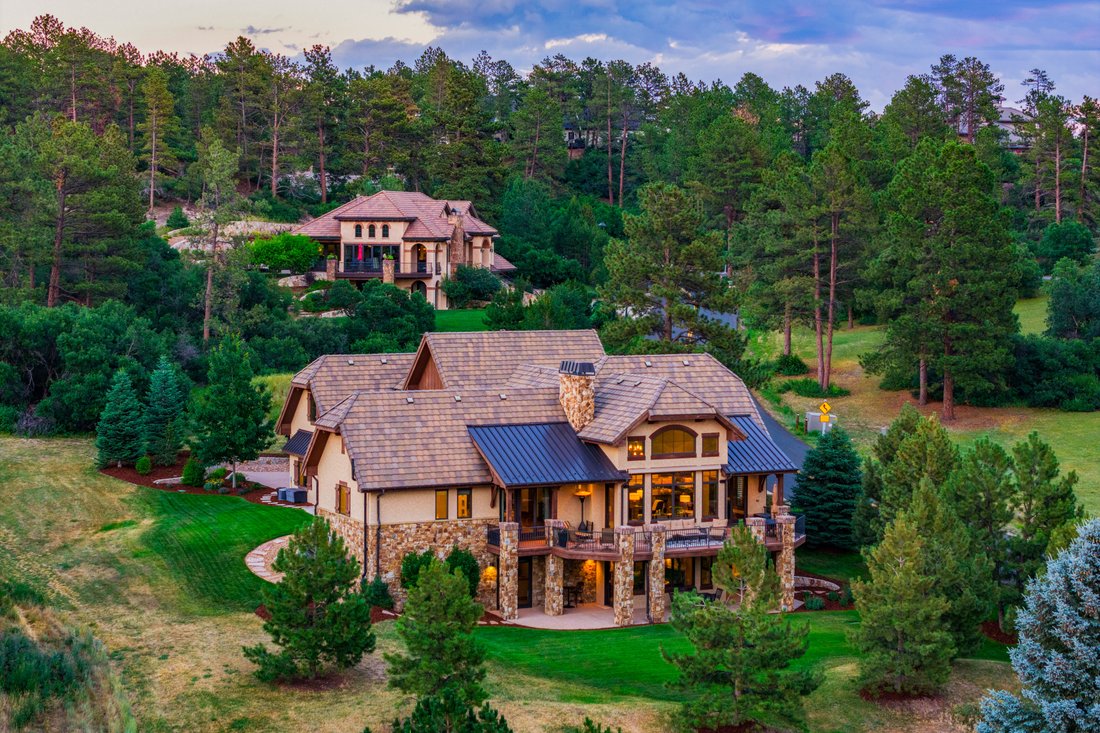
[292,190,516,310]
[275,330,804,627]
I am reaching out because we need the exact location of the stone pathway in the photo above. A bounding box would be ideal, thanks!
[245,535,292,583]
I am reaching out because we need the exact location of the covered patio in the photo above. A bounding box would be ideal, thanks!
[514,602,664,630]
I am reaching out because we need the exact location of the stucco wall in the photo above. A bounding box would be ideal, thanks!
[314,432,363,522]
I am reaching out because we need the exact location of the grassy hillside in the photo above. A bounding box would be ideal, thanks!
[0,436,1015,732]
[435,308,489,331]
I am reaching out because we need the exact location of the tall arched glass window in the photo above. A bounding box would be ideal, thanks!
[354,224,362,238]
[382,224,390,238]
[368,224,376,238]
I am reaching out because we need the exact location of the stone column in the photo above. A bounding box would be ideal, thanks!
[774,506,796,612]
[613,527,636,627]
[325,257,336,280]
[545,554,564,616]
[745,515,766,544]
[498,522,519,621]
[382,258,395,284]
[646,524,667,623]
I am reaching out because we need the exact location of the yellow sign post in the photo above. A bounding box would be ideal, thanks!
[818,401,831,423]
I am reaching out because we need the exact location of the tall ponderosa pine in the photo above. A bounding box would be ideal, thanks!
[197,129,241,343]
[851,516,955,695]
[190,335,272,486]
[384,559,487,712]
[142,355,186,466]
[138,65,179,211]
[903,480,995,657]
[791,426,862,550]
[243,519,375,681]
[978,520,1100,733]
[664,525,821,732]
[95,369,144,468]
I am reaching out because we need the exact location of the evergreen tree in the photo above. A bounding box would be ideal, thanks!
[851,403,924,546]
[385,559,487,712]
[663,525,821,731]
[142,355,186,466]
[903,480,995,657]
[851,516,955,695]
[190,335,273,487]
[94,369,145,468]
[880,413,958,525]
[243,519,375,681]
[1006,432,1084,604]
[383,686,514,733]
[942,438,1017,625]
[791,426,862,550]
[1046,258,1100,340]
[138,65,179,211]
[977,520,1100,733]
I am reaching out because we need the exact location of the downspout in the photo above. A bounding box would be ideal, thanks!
[361,490,369,584]
[375,490,385,578]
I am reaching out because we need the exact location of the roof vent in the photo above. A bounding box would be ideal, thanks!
[454,394,462,402]
[347,358,355,366]
[644,360,652,368]
[682,359,691,366]
[380,357,388,364]
[406,396,414,404]
[616,377,625,385]
[499,393,507,400]
[559,360,596,376]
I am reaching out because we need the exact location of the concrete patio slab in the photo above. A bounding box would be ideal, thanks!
[512,601,667,630]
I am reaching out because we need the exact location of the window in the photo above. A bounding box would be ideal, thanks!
[700,557,714,590]
[627,436,645,461]
[381,224,390,238]
[702,433,720,457]
[457,488,472,519]
[651,426,697,459]
[368,224,376,238]
[626,474,645,524]
[354,224,362,238]
[665,557,694,590]
[307,394,316,422]
[702,470,720,519]
[337,482,350,515]
[435,489,448,520]
[651,472,695,521]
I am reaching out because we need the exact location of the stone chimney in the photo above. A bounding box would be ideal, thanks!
[559,360,596,431]
[382,257,395,284]
[447,207,465,276]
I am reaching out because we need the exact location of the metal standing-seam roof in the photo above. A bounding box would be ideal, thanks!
[468,422,628,488]
[282,429,314,456]
[726,416,799,475]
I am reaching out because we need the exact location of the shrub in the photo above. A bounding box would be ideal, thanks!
[165,206,189,229]
[362,576,394,610]
[135,456,152,475]
[841,587,855,607]
[445,547,481,598]
[325,280,362,312]
[181,457,205,487]
[1034,220,1095,271]
[204,480,222,492]
[208,467,228,480]
[442,265,502,308]
[250,233,320,273]
[229,471,247,486]
[803,593,826,611]
[217,486,231,495]
[777,378,851,398]
[774,353,809,376]
[827,591,840,603]
[400,550,436,590]
[563,719,623,733]
[0,404,18,433]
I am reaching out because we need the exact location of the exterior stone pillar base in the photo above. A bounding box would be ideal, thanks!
[382,258,395,284]
[498,522,519,621]
[646,524,667,623]
[775,506,796,612]
[324,257,336,281]
[545,554,564,616]
[745,515,766,544]
[613,527,636,627]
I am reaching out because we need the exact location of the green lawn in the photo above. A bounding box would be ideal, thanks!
[435,308,488,331]
[796,547,868,583]
[1014,293,1049,335]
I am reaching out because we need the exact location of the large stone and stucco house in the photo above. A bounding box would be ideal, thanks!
[276,330,803,626]
[292,190,516,310]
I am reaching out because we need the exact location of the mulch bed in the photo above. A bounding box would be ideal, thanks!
[981,620,1017,645]
[100,453,286,507]
[791,570,854,612]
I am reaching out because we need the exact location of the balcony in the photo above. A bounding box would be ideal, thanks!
[337,260,439,279]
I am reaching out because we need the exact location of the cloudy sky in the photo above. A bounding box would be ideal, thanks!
[2,0,1097,109]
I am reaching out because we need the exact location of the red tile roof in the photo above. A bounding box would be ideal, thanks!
[292,191,497,241]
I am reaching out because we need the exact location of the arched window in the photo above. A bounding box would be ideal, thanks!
[354,224,362,238]
[651,426,697,459]
[382,224,390,238]
[368,224,376,238]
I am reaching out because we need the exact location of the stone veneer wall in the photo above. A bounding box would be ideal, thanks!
[775,506,796,612]
[558,373,595,431]
[531,555,546,609]
[498,522,519,620]
[545,555,563,616]
[564,559,597,604]
[319,509,498,610]
[613,527,636,627]
[647,525,667,622]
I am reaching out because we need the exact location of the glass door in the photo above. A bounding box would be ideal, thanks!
[519,487,552,527]
[517,557,533,608]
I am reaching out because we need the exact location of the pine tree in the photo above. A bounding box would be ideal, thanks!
[95,369,145,468]
[791,426,862,550]
[852,403,923,546]
[942,438,1016,624]
[851,516,955,695]
[243,520,375,681]
[142,355,186,466]
[190,335,273,487]
[138,65,179,211]
[1006,432,1084,604]
[880,413,958,525]
[385,559,487,713]
[382,686,514,733]
[663,525,821,731]
[977,520,1100,733]
[903,480,995,657]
